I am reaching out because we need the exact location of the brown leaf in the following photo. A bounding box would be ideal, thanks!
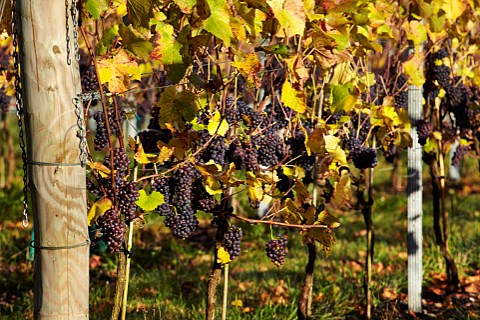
[89,256,102,269]
[381,287,397,300]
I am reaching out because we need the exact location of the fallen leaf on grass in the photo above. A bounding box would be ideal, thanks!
[381,287,397,300]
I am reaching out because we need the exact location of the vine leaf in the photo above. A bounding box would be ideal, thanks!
[302,228,335,257]
[88,198,113,226]
[232,52,262,87]
[158,87,198,132]
[127,0,153,30]
[281,79,306,113]
[88,161,111,178]
[204,0,234,46]
[324,135,347,168]
[205,176,223,195]
[330,83,357,114]
[118,24,153,60]
[267,0,306,37]
[207,111,229,136]
[173,0,197,13]
[217,247,232,265]
[403,53,425,86]
[316,210,340,229]
[86,0,108,19]
[97,49,141,93]
[151,22,184,65]
[246,172,264,207]
[284,198,304,224]
[136,190,165,212]
[441,0,466,24]
[306,128,325,155]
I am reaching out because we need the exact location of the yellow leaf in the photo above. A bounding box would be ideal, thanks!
[217,247,232,264]
[442,0,466,24]
[281,79,306,113]
[207,111,229,137]
[246,172,264,206]
[97,49,140,94]
[316,210,340,228]
[331,169,353,207]
[205,176,223,195]
[324,135,347,168]
[134,142,160,164]
[156,145,175,164]
[268,0,305,37]
[88,198,113,226]
[432,131,442,141]
[231,299,244,307]
[293,180,310,204]
[88,161,111,178]
[403,53,425,86]
[284,198,304,224]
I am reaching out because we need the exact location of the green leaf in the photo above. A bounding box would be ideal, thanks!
[281,79,306,113]
[151,22,184,65]
[127,0,154,30]
[204,0,234,46]
[86,0,108,19]
[207,111,229,136]
[136,190,165,212]
[330,83,357,113]
[173,0,197,13]
[119,24,153,60]
[158,88,198,131]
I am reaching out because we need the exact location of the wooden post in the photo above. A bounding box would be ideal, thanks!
[17,0,89,318]
[407,75,423,313]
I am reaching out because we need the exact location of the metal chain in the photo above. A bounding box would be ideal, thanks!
[71,0,80,61]
[74,92,101,167]
[65,0,71,65]
[11,0,29,228]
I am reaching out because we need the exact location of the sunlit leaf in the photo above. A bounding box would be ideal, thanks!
[281,79,306,113]
[136,190,165,212]
[217,247,232,264]
[204,0,234,46]
[207,111,229,137]
[86,0,108,19]
[88,198,113,226]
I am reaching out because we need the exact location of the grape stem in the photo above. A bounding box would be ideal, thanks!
[226,213,329,229]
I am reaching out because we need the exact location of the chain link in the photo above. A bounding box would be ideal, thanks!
[11,0,29,228]
[65,0,71,65]
[71,0,80,61]
[74,92,101,167]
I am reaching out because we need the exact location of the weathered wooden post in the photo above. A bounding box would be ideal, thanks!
[16,0,89,318]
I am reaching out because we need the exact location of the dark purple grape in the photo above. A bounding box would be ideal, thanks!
[96,208,125,253]
[265,234,287,266]
[224,225,243,260]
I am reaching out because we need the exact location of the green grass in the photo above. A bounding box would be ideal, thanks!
[1,157,479,319]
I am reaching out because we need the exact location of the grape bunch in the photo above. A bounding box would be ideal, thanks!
[229,141,258,172]
[117,181,139,222]
[223,225,243,260]
[96,208,125,253]
[253,133,288,168]
[151,177,173,216]
[451,145,470,168]
[265,234,287,266]
[382,140,397,163]
[344,134,378,169]
[415,120,433,145]
[81,65,99,92]
[0,88,10,113]
[104,147,131,172]
[286,131,315,172]
[196,130,228,166]
[164,164,201,239]
[394,74,409,109]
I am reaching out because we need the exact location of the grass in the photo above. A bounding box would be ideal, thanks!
[1,156,479,319]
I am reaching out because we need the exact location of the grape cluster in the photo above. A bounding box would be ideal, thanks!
[92,108,125,150]
[0,88,10,113]
[451,145,470,168]
[265,234,287,266]
[287,131,315,172]
[81,65,99,92]
[164,164,201,239]
[96,208,125,253]
[264,104,294,131]
[229,141,258,171]
[253,133,288,167]
[351,113,371,143]
[104,148,131,172]
[223,225,243,260]
[224,98,263,130]
[433,64,451,88]
[344,134,378,169]
[382,140,396,163]
[117,181,139,222]
[197,130,228,166]
[394,74,409,109]
[415,120,433,145]
[151,177,173,216]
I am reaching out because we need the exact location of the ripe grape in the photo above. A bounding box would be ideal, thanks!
[81,65,99,92]
[415,120,433,145]
[265,234,287,266]
[224,225,243,260]
[0,88,10,113]
[96,208,125,253]
[451,145,470,168]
